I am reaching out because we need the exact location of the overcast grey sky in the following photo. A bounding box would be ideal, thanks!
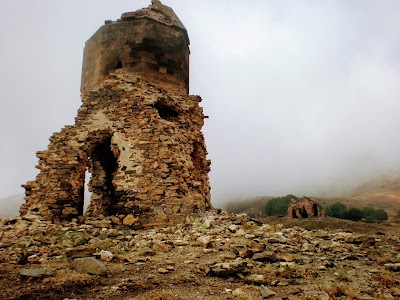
[1,0,400,208]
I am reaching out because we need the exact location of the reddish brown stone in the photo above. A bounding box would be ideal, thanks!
[110,216,122,226]
[123,215,138,227]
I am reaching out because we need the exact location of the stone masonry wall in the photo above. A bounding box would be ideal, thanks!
[21,71,212,226]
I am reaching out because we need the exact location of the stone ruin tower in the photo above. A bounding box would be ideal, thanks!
[20,0,212,226]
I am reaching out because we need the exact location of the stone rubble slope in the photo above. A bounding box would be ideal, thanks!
[0,212,399,299]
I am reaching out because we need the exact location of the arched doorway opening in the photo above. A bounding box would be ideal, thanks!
[300,206,309,218]
[312,204,318,217]
[83,170,92,214]
[85,136,119,216]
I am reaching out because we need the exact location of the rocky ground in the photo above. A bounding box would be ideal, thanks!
[0,212,399,300]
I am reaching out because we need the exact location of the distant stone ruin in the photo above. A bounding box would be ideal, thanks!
[20,1,212,226]
[287,197,321,219]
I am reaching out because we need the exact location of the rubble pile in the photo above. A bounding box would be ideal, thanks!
[0,212,399,299]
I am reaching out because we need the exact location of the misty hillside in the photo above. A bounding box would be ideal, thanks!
[0,193,24,217]
[346,174,400,216]
[225,174,400,218]
[225,196,273,217]
[350,174,400,196]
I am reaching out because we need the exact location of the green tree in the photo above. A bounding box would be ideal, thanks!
[364,215,375,223]
[374,209,388,223]
[343,208,363,222]
[327,202,347,219]
[265,194,298,216]
[362,207,375,219]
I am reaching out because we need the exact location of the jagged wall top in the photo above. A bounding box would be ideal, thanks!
[122,0,188,37]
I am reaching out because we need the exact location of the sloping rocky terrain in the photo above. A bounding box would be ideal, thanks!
[0,212,399,299]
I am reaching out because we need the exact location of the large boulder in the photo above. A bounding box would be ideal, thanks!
[71,257,107,275]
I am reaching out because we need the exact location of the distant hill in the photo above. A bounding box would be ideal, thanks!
[225,174,400,219]
[347,174,400,217]
[225,196,273,217]
[0,193,24,217]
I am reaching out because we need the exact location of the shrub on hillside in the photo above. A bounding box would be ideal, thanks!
[326,202,347,219]
[327,203,389,223]
[363,206,376,223]
[361,206,388,223]
[374,209,388,223]
[343,207,363,222]
[265,194,298,216]
[362,207,375,219]
[364,215,376,223]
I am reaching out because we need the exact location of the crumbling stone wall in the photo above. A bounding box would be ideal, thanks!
[21,72,211,225]
[287,197,320,219]
[20,1,212,226]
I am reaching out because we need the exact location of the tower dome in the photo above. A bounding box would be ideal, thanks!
[81,0,190,95]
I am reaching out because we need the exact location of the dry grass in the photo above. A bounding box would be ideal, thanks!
[335,268,350,282]
[372,270,399,288]
[260,263,276,274]
[107,262,127,275]
[277,265,294,279]
[265,216,399,235]
[90,238,117,251]
[377,258,387,266]
[232,286,262,300]
[43,269,96,286]
[297,266,318,279]
[320,283,347,297]
[233,294,255,300]
[147,291,179,300]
